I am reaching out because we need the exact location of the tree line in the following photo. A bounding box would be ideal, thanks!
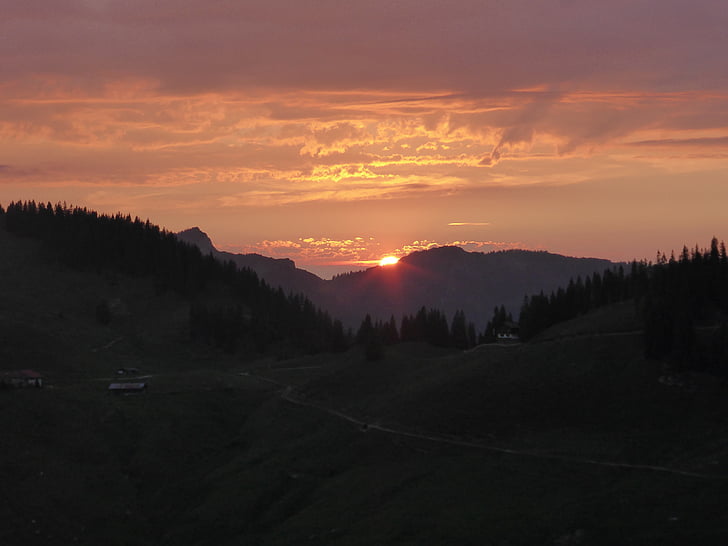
[642,240,728,373]
[355,305,518,360]
[518,261,650,340]
[517,238,728,375]
[0,201,503,359]
[1,201,348,356]
[7,201,723,370]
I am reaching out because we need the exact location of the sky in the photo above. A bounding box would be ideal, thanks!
[2,0,727,278]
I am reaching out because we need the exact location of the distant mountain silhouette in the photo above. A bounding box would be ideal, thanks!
[322,246,614,329]
[176,227,323,296]
[178,228,614,331]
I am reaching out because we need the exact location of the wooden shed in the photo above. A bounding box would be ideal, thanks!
[108,382,147,395]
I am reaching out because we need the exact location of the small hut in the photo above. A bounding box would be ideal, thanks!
[108,382,147,395]
[496,321,520,342]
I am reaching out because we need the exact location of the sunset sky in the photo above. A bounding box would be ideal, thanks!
[2,1,727,277]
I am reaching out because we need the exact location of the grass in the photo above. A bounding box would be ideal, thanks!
[3,226,728,544]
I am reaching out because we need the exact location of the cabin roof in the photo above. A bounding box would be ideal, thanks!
[108,382,147,390]
[499,321,520,330]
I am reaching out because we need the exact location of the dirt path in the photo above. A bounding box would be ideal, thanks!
[241,372,728,481]
[534,329,645,343]
[91,336,125,352]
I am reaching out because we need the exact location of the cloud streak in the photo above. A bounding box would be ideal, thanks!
[4,86,726,200]
[239,235,526,271]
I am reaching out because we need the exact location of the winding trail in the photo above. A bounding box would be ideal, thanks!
[241,372,728,481]
[91,336,124,352]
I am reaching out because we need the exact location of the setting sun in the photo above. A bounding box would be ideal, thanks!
[379,256,400,267]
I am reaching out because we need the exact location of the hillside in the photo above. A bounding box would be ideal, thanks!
[177,227,614,330]
[3,223,728,545]
[323,246,614,329]
[0,221,194,377]
[1,203,348,358]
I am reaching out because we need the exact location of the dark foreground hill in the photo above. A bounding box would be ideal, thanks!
[1,203,348,357]
[178,227,614,330]
[3,225,728,545]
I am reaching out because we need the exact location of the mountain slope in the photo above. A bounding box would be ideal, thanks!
[3,215,728,545]
[178,228,615,330]
[4,283,728,545]
[321,246,614,329]
[1,203,346,359]
[176,227,323,296]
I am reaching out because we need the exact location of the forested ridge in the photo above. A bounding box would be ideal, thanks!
[518,238,728,374]
[4,201,726,370]
[0,201,493,358]
[0,201,348,356]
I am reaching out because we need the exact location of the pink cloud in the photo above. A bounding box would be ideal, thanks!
[239,235,528,271]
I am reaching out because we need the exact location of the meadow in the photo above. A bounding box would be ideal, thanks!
[2,225,728,545]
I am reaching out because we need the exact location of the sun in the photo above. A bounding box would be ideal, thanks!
[379,255,400,267]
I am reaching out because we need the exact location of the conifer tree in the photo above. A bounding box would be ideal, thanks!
[451,310,469,350]
[356,314,374,345]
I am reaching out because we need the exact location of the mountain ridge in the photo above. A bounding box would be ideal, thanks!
[176,227,323,296]
[177,227,615,330]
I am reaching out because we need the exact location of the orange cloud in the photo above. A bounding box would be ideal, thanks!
[4,76,728,209]
[239,236,528,273]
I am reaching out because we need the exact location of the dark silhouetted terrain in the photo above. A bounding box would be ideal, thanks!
[3,206,728,545]
[177,227,324,297]
[178,228,614,330]
[323,246,614,329]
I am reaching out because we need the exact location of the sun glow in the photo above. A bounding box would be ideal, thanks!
[379,255,400,266]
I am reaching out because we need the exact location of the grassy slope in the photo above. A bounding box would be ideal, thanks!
[3,226,728,545]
